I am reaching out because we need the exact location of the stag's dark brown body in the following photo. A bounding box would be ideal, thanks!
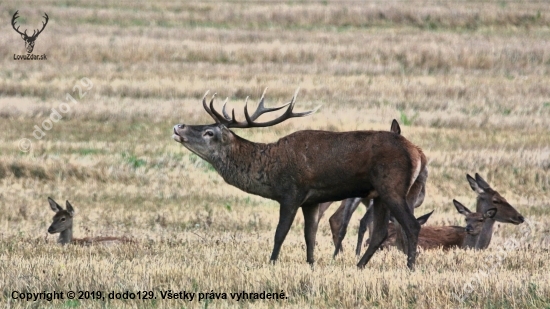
[173,90,426,269]
[214,130,423,204]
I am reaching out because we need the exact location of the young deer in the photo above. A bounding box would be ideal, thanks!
[369,173,524,252]
[384,200,497,250]
[466,173,524,249]
[47,197,134,245]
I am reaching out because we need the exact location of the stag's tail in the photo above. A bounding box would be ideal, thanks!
[407,146,428,210]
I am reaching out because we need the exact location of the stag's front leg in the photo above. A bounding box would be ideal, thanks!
[270,204,299,263]
[302,203,320,265]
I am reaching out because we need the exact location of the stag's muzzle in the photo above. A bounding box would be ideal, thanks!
[172,124,187,143]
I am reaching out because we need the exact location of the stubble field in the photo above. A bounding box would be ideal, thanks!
[1,1,550,308]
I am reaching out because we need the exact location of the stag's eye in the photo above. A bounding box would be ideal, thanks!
[204,131,214,137]
[61,218,66,222]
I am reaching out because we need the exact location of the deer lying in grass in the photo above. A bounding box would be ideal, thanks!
[172,89,427,269]
[382,200,504,251]
[317,119,428,256]
[466,173,524,248]
[366,173,525,252]
[47,197,134,245]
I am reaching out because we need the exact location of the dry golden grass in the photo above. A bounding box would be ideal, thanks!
[1,0,550,308]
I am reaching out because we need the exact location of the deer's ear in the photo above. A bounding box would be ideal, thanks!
[484,208,497,219]
[475,173,491,191]
[467,174,484,194]
[20,34,25,39]
[390,119,401,135]
[220,126,233,143]
[65,200,75,217]
[48,197,62,213]
[453,199,471,216]
[416,210,433,225]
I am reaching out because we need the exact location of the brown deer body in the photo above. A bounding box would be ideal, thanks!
[172,89,427,269]
[47,197,134,245]
[317,119,428,257]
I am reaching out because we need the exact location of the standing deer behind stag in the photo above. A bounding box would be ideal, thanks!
[11,10,49,53]
[172,89,427,269]
[47,197,134,246]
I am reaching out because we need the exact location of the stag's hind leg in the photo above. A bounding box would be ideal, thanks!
[357,198,390,268]
[385,198,420,270]
[302,204,320,265]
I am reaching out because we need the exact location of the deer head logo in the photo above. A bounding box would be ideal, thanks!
[11,10,49,54]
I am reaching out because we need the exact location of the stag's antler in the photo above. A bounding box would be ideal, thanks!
[202,88,319,128]
[11,11,25,36]
[11,10,49,39]
[33,12,49,38]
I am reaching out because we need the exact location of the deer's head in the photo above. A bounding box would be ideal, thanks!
[172,89,318,164]
[47,197,74,234]
[467,173,524,225]
[453,199,496,236]
[11,10,49,53]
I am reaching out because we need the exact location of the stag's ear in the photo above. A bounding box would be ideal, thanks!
[65,201,75,217]
[453,199,472,216]
[416,210,433,225]
[390,119,401,135]
[467,174,484,194]
[484,208,497,219]
[48,197,62,213]
[220,126,233,143]
[475,173,491,191]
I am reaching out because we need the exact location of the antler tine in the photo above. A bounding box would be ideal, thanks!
[202,90,220,123]
[209,93,233,123]
[247,88,292,121]
[221,97,231,120]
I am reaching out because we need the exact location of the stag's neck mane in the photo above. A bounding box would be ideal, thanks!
[208,133,281,200]
[58,227,73,245]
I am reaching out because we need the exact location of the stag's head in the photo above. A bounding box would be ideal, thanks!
[172,89,318,163]
[12,10,49,53]
[467,173,524,225]
[47,197,74,234]
[453,199,496,236]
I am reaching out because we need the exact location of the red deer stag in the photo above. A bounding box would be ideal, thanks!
[47,197,134,245]
[317,119,428,257]
[172,89,427,269]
